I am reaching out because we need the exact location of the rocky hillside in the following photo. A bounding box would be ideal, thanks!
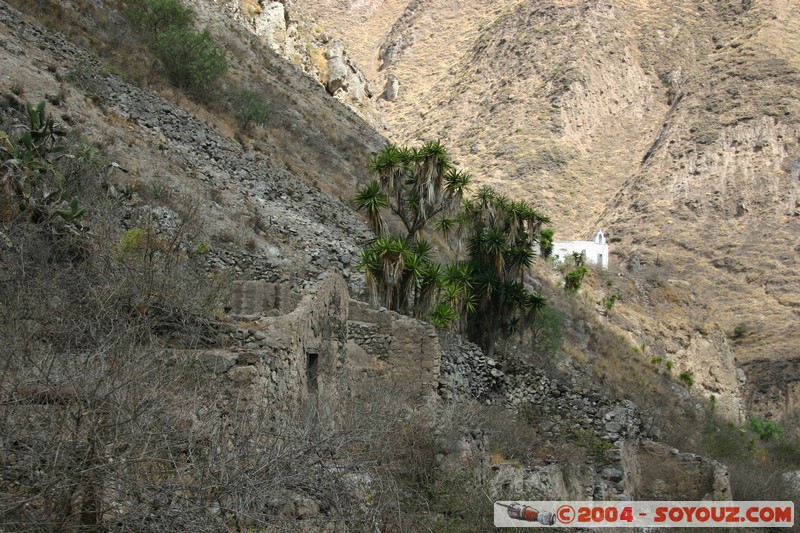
[0,0,387,290]
[1,0,798,530]
[291,0,800,419]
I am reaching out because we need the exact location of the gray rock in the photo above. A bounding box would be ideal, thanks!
[226,365,259,384]
[200,350,237,373]
[381,74,400,101]
[327,55,349,94]
[600,467,625,482]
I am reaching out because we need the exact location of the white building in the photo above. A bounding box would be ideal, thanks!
[552,230,609,269]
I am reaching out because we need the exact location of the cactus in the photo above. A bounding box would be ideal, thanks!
[56,197,86,226]
[23,100,64,158]
[1,101,80,225]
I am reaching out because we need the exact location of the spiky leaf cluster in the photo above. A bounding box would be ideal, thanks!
[0,101,85,227]
[357,237,440,317]
[359,140,471,242]
[438,186,549,353]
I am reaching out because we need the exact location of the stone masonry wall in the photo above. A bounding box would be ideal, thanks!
[228,280,301,318]
[201,273,443,413]
[346,301,441,400]
[255,272,350,411]
[198,272,350,417]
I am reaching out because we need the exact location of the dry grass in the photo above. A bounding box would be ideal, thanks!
[307,44,329,83]
[241,0,263,18]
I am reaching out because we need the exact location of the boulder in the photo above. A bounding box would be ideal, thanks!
[253,2,287,51]
[381,74,400,101]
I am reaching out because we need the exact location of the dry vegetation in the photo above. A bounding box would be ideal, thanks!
[0,96,490,530]
[1,0,798,529]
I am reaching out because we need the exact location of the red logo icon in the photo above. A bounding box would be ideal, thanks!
[558,504,576,524]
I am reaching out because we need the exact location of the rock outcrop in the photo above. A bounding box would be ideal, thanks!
[437,430,731,502]
[215,0,387,132]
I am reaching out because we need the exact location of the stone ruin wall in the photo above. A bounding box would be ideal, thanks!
[346,300,441,401]
[210,272,733,503]
[206,272,442,414]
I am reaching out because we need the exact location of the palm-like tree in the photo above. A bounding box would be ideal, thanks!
[450,185,552,354]
[357,140,469,245]
[355,144,553,354]
[354,181,388,235]
[356,236,442,316]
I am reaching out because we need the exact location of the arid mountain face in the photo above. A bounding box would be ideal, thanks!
[292,0,800,418]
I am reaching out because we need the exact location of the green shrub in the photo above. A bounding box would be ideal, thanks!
[733,322,748,339]
[679,370,694,388]
[539,228,554,259]
[564,265,587,293]
[747,417,783,441]
[124,0,194,38]
[118,228,148,255]
[122,0,227,96]
[154,28,227,94]
[228,88,271,129]
[602,292,618,311]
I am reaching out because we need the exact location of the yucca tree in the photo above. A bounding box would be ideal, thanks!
[451,186,550,355]
[354,140,472,316]
[356,140,471,244]
[354,181,388,235]
[356,236,440,316]
[354,143,552,352]
[416,263,442,319]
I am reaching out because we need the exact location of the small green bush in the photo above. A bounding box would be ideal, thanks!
[747,417,783,441]
[118,228,148,255]
[564,265,587,293]
[228,88,271,129]
[194,241,210,255]
[733,322,748,339]
[679,370,694,388]
[539,228,554,259]
[154,29,227,94]
[124,0,194,38]
[602,292,618,311]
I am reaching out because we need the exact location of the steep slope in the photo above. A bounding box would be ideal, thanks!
[294,0,800,419]
[1,3,796,528]
[598,0,800,417]
[1,0,386,288]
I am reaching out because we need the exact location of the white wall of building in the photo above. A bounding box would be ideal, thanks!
[552,230,609,269]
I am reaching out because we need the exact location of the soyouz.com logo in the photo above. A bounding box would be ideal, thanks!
[494,501,794,528]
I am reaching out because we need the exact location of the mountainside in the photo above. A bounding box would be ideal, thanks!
[1,0,798,529]
[293,0,800,419]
